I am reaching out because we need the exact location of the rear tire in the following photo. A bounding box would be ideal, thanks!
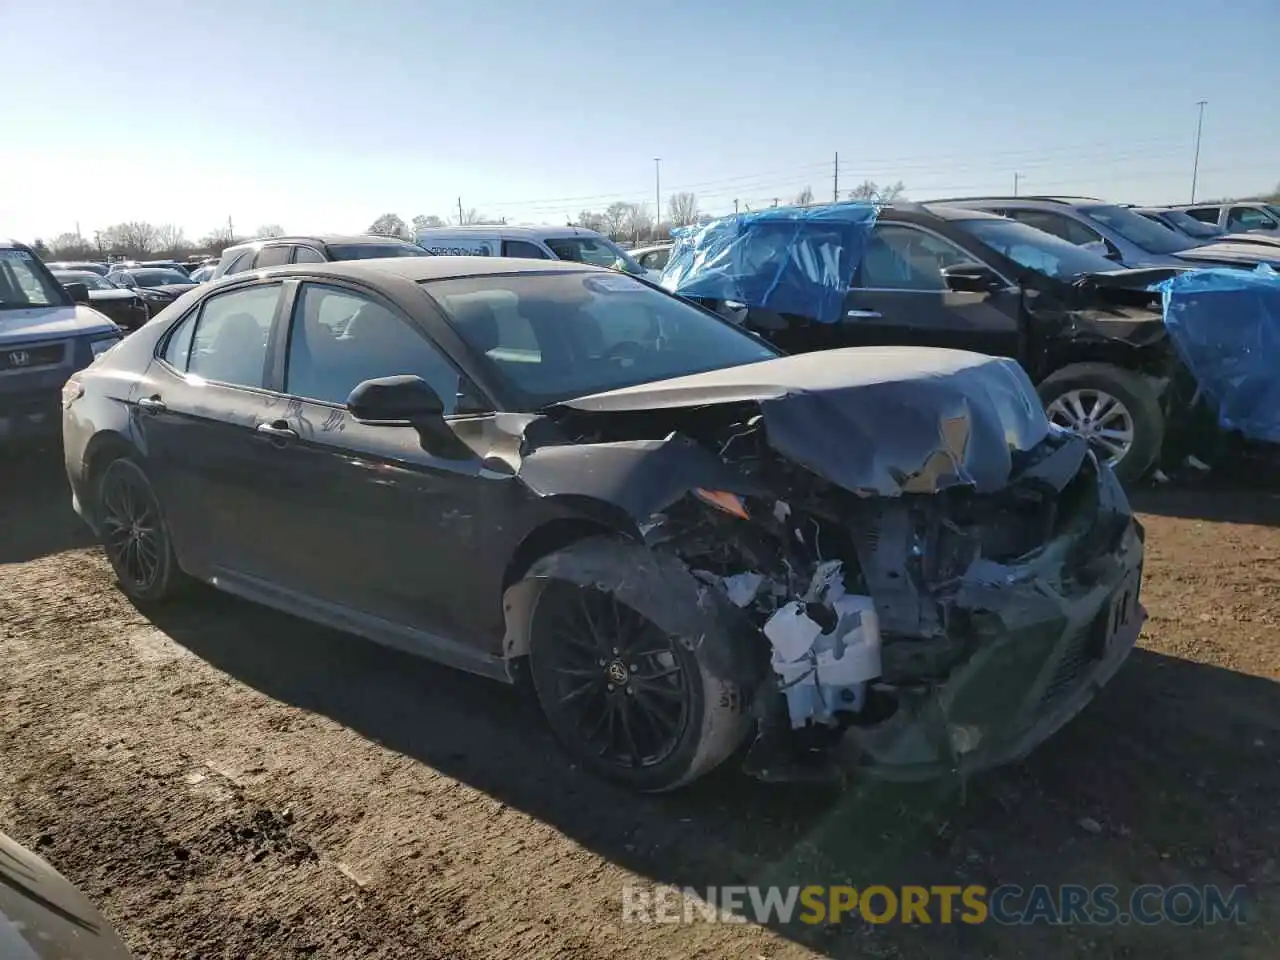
[94,457,185,604]
[524,539,752,792]
[1038,363,1164,484]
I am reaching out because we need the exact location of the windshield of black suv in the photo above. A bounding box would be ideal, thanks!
[0,248,69,309]
[52,270,116,290]
[954,217,1120,281]
[327,242,427,260]
[544,236,646,276]
[128,268,193,287]
[1080,204,1193,254]
[424,270,778,408]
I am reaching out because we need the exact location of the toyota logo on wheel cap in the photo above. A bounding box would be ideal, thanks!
[8,351,31,367]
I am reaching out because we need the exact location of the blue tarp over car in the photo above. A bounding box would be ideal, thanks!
[1156,265,1280,444]
[661,203,879,324]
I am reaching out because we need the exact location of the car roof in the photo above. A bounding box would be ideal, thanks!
[894,203,1008,221]
[926,195,1105,206]
[242,255,606,284]
[222,234,422,254]
[416,225,604,240]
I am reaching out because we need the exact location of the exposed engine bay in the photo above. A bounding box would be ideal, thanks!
[524,348,1147,782]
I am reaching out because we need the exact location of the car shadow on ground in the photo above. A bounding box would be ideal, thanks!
[145,587,1280,959]
[1132,471,1280,527]
[0,445,94,564]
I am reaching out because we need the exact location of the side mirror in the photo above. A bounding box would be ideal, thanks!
[347,375,444,425]
[941,262,1003,293]
[64,282,91,304]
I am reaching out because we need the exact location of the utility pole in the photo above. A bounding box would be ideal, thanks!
[227,215,234,240]
[834,152,839,202]
[457,197,464,224]
[1191,99,1208,203]
[1013,172,1020,196]
[75,220,81,239]
[733,198,739,214]
[654,158,661,229]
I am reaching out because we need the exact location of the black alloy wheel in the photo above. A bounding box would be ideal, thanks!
[533,582,692,771]
[96,458,180,602]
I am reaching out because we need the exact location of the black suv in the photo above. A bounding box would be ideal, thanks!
[210,234,428,281]
[694,204,1182,482]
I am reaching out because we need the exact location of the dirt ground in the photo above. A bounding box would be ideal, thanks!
[2,447,1277,960]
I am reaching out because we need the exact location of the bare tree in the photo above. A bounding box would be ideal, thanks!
[255,224,286,238]
[847,180,906,202]
[100,221,159,257]
[412,214,444,235]
[368,213,409,238]
[198,225,239,254]
[602,202,630,240]
[794,185,815,206]
[49,232,95,259]
[667,192,699,227]
[624,203,653,243]
[154,224,188,255]
[574,210,606,233]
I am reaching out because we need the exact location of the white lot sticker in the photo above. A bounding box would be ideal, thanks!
[584,273,644,294]
[0,249,33,260]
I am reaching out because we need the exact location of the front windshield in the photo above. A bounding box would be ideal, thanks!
[545,236,645,276]
[328,242,427,261]
[1080,204,1192,254]
[954,217,1119,281]
[130,268,193,286]
[423,270,778,408]
[0,249,67,309]
[53,271,115,290]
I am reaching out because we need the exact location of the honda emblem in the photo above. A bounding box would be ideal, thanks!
[8,351,31,367]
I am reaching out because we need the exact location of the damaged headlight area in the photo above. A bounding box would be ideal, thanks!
[640,426,1145,784]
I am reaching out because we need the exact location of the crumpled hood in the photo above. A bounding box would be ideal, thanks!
[562,346,1050,496]
[0,305,117,343]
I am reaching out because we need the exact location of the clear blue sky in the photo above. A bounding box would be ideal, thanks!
[3,0,1277,243]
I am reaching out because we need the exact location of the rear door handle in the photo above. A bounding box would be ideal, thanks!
[846,309,882,319]
[256,420,298,442]
[137,396,166,413]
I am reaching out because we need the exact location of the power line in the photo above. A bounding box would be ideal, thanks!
[469,138,1264,217]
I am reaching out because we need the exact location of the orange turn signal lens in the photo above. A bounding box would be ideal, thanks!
[693,488,750,520]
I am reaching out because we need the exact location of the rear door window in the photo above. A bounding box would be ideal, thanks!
[857,224,972,291]
[291,246,326,263]
[1006,210,1101,246]
[255,245,291,268]
[501,240,550,259]
[187,284,282,388]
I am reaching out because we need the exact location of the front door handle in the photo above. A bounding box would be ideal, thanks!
[137,395,166,414]
[846,309,882,319]
[256,420,298,442]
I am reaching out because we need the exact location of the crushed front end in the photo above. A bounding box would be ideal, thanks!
[645,426,1145,783]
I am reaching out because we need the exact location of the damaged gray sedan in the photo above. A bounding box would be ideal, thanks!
[64,256,1145,792]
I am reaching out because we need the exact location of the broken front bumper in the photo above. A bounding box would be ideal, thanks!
[834,513,1145,781]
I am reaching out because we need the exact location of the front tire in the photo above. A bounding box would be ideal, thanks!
[1038,363,1164,484]
[95,457,183,603]
[525,541,752,792]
